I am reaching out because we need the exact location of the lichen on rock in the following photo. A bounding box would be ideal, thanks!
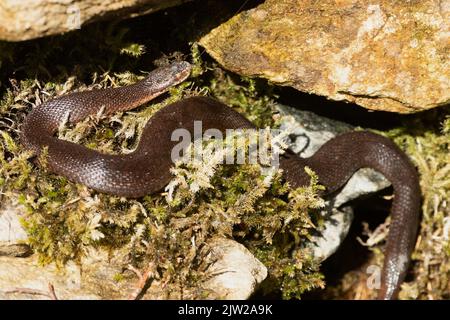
[200,0,449,113]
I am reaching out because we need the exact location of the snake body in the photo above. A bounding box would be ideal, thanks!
[21,62,420,299]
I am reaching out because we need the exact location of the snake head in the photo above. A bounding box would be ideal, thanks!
[143,61,192,93]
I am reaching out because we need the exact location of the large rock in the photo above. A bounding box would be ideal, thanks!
[202,238,267,300]
[200,0,450,113]
[0,0,191,41]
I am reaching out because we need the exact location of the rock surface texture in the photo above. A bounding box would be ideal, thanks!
[0,0,190,41]
[200,0,450,113]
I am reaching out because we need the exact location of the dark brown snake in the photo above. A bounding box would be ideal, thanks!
[21,62,420,300]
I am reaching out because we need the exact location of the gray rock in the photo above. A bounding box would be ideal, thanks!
[201,237,267,300]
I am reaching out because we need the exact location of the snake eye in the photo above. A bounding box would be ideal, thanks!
[171,61,192,74]
[145,61,192,89]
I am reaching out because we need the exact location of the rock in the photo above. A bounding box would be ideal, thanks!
[0,0,191,41]
[0,255,102,300]
[0,202,29,246]
[200,0,450,113]
[0,244,32,257]
[277,103,391,261]
[201,237,267,300]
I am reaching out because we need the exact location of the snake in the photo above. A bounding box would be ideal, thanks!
[20,61,421,300]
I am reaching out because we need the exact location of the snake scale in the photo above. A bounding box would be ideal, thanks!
[21,61,421,300]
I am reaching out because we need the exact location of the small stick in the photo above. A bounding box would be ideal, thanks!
[48,283,58,300]
[5,282,58,300]
[127,263,158,300]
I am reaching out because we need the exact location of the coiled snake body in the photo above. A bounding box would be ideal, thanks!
[21,62,420,300]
